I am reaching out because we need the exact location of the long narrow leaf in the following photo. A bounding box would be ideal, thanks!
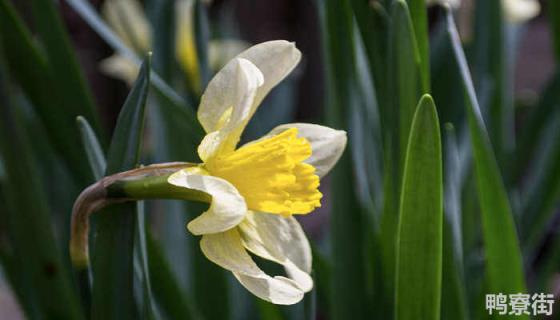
[322,0,371,318]
[471,0,510,160]
[0,0,95,185]
[136,203,158,320]
[0,66,84,320]
[388,0,424,170]
[379,3,424,312]
[405,0,430,89]
[521,114,560,254]
[91,57,151,319]
[441,124,468,320]
[395,95,442,320]
[29,0,102,136]
[446,10,527,304]
[77,116,107,181]
[349,0,388,109]
[147,232,199,320]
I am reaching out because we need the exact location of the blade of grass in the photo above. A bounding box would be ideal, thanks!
[395,95,442,320]
[446,10,527,304]
[0,65,84,320]
[321,0,371,318]
[0,0,96,185]
[91,57,151,319]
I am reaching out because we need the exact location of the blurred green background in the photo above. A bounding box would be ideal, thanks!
[0,0,559,319]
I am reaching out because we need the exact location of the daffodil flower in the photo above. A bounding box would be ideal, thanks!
[168,40,345,304]
[70,40,346,305]
[101,0,248,90]
[427,0,540,23]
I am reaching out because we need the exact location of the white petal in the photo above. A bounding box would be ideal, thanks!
[201,229,305,304]
[197,58,264,161]
[267,123,347,179]
[198,40,301,134]
[502,0,540,23]
[238,212,313,292]
[99,55,139,85]
[167,168,247,235]
[236,40,302,111]
[102,0,151,52]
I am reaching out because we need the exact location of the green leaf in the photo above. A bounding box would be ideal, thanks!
[310,246,332,317]
[91,57,151,319]
[0,66,84,320]
[136,202,158,320]
[521,113,560,254]
[0,0,96,185]
[349,0,388,108]
[77,116,107,180]
[405,0,430,89]
[29,0,102,135]
[471,0,511,161]
[379,3,424,312]
[105,57,151,174]
[395,95,442,320]
[321,0,372,318]
[146,0,176,81]
[430,17,466,126]
[146,232,199,320]
[190,202,231,320]
[445,10,527,304]
[388,0,424,172]
[441,124,469,320]
[255,300,285,320]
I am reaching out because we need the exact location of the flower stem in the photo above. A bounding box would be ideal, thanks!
[107,174,211,203]
[70,162,209,269]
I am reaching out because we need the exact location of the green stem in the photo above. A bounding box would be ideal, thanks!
[70,163,210,268]
[108,174,211,203]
